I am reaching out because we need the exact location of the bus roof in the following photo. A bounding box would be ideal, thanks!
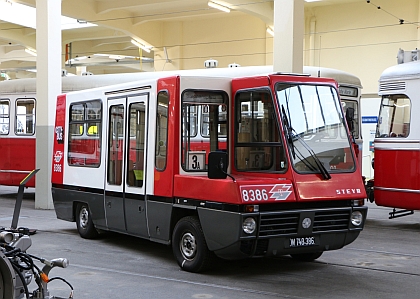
[0,65,361,94]
[304,66,362,88]
[380,60,420,82]
[0,66,272,95]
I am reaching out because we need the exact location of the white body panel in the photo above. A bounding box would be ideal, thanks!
[62,79,158,195]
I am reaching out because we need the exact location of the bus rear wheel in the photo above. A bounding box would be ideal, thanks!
[290,251,323,262]
[76,203,99,239]
[172,216,213,273]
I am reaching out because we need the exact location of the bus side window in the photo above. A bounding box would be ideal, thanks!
[127,102,146,187]
[181,90,228,172]
[155,91,169,171]
[68,100,102,167]
[235,89,285,172]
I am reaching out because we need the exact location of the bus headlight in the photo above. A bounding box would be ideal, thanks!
[242,217,256,234]
[351,211,363,226]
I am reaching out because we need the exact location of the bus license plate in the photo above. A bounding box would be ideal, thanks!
[288,236,318,248]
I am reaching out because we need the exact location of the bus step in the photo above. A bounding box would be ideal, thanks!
[389,208,414,219]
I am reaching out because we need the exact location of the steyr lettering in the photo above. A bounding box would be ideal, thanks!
[336,189,361,195]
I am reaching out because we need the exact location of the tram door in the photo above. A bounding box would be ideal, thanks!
[105,94,149,236]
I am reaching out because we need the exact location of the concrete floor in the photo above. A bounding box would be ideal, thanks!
[1,186,419,299]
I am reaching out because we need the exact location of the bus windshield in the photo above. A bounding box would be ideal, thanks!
[276,83,355,174]
[376,94,411,138]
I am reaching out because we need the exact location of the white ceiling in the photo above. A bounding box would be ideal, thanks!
[0,0,361,78]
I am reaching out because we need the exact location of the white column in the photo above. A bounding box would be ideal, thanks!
[35,0,62,209]
[273,0,304,73]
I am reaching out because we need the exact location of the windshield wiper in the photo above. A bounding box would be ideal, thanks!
[281,105,319,172]
[291,129,331,180]
[281,104,331,180]
[281,105,296,159]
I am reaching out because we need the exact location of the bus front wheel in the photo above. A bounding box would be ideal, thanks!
[76,203,99,239]
[172,216,213,273]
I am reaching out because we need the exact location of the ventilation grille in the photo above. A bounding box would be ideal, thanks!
[379,81,406,92]
[259,213,299,236]
[258,208,351,237]
[313,209,351,232]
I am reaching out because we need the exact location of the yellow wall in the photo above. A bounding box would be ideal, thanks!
[154,0,420,95]
[304,0,419,93]
[154,14,269,71]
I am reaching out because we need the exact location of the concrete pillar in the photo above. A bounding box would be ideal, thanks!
[309,17,317,66]
[35,0,62,209]
[273,0,304,73]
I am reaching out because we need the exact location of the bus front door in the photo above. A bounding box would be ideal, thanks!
[105,94,149,236]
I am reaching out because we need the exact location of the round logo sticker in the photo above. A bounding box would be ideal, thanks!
[302,217,312,229]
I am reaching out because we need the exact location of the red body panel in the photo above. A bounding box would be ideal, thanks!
[293,172,366,201]
[374,149,420,209]
[0,137,36,187]
[173,174,296,204]
[227,74,365,203]
[51,94,66,185]
[153,77,179,197]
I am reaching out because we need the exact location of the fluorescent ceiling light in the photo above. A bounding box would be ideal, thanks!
[0,1,96,30]
[208,1,230,13]
[131,39,152,53]
[25,48,37,56]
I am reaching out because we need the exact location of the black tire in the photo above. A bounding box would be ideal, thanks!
[172,216,213,273]
[0,254,15,299]
[76,203,99,239]
[290,251,323,262]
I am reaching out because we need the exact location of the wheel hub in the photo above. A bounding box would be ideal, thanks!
[180,232,196,260]
[79,207,89,229]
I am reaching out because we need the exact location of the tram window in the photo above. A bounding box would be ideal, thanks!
[155,91,169,171]
[0,99,10,135]
[235,89,286,172]
[15,99,35,135]
[376,94,411,138]
[181,90,228,172]
[68,100,102,167]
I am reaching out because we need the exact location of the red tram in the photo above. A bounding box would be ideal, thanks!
[372,49,420,218]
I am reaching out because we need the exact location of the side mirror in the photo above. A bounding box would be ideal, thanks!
[345,107,355,132]
[208,152,227,179]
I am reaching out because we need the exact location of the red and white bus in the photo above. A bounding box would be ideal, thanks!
[372,49,420,218]
[0,66,363,188]
[0,68,266,187]
[51,71,367,272]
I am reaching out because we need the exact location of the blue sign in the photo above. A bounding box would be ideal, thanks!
[362,116,378,124]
